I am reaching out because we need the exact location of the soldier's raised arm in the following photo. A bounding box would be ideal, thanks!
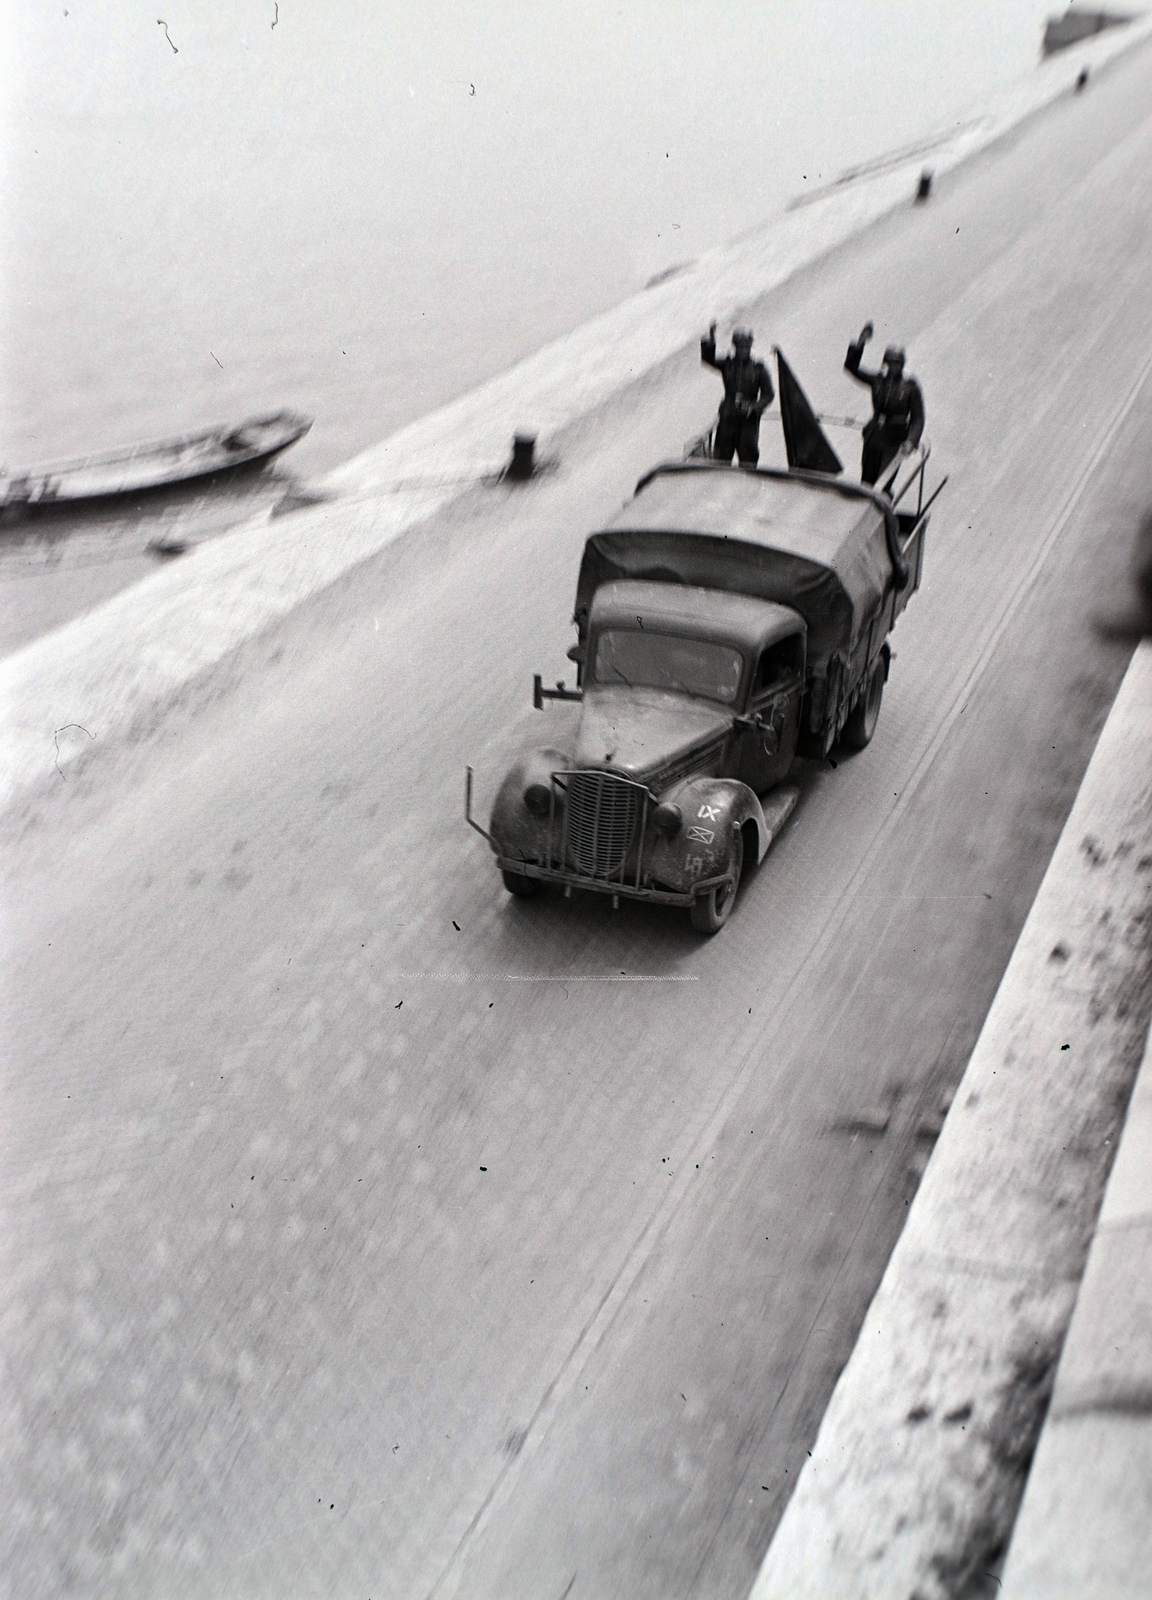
[701,321,722,369]
[844,321,876,383]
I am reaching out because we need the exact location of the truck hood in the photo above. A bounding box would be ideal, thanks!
[572,686,732,787]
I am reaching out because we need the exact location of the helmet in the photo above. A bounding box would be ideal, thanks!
[732,327,754,349]
[883,344,905,368]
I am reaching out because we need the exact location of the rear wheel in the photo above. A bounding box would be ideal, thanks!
[840,651,886,751]
[690,827,744,934]
[502,869,538,898]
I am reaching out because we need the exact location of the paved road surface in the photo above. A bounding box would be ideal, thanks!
[4,43,1152,1600]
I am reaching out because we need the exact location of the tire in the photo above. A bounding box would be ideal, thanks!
[840,652,885,751]
[690,826,743,934]
[502,869,538,898]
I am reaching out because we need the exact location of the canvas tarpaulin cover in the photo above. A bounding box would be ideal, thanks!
[575,465,893,679]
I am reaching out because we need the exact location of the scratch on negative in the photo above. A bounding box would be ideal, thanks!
[272,3,279,27]
[54,725,96,780]
[157,19,178,54]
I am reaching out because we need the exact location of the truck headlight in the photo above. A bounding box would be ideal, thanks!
[523,783,552,818]
[652,802,682,838]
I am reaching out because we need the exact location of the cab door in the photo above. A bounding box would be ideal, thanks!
[738,633,806,793]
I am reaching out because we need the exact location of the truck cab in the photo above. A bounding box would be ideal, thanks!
[581,580,805,794]
[481,579,806,932]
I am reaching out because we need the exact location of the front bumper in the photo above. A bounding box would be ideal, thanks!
[494,855,734,907]
[468,765,738,906]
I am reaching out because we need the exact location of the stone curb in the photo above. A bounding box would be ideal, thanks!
[1000,987,1152,1593]
[4,20,1152,819]
[749,640,1152,1599]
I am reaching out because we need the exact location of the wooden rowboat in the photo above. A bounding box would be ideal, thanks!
[1,410,312,512]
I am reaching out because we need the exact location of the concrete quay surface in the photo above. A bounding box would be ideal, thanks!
[6,25,1152,1600]
[1001,806,1152,1597]
[751,641,1152,1599]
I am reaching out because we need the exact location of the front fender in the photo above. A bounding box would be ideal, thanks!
[489,747,570,861]
[646,776,766,891]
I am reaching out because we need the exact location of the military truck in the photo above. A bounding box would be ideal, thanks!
[468,450,942,932]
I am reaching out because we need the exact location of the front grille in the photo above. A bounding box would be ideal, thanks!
[563,772,642,878]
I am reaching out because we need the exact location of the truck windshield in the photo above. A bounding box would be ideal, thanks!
[594,629,744,704]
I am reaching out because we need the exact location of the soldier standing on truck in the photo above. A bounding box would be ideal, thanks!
[844,322,925,486]
[701,324,775,466]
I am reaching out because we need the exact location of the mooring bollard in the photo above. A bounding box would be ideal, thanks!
[505,433,537,481]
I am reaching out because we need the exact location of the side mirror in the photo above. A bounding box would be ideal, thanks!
[533,674,583,709]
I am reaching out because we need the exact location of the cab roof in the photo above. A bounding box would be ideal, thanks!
[590,579,804,654]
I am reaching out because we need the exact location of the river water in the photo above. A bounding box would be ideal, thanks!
[4,0,1063,477]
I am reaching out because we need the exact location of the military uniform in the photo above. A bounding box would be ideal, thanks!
[844,337,925,486]
[701,330,775,465]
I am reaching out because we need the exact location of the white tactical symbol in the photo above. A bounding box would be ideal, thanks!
[697,804,721,821]
[686,826,715,844]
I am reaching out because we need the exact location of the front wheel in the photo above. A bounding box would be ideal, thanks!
[690,827,743,934]
[502,869,537,898]
[840,651,886,751]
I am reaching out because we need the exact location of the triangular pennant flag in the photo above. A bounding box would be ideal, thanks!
[775,348,843,475]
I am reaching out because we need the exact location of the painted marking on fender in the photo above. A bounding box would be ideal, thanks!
[697,804,721,821]
[687,826,715,844]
